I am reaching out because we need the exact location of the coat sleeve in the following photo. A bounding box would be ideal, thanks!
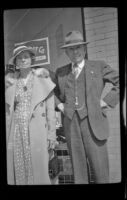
[54,69,65,109]
[46,91,56,141]
[101,61,119,108]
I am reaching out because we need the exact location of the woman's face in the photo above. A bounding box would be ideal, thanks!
[15,51,32,69]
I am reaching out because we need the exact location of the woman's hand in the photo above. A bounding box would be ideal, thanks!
[47,139,59,150]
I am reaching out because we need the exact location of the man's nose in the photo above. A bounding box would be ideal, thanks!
[73,49,78,54]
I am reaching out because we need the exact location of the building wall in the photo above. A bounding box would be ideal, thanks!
[4,8,121,183]
[4,8,83,72]
[83,7,121,182]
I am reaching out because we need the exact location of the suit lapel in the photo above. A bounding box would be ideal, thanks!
[65,64,73,83]
[85,60,95,95]
[62,62,94,95]
[59,64,72,96]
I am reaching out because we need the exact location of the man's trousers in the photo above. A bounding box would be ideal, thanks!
[64,111,109,184]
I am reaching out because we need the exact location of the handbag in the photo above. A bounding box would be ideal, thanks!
[48,149,60,180]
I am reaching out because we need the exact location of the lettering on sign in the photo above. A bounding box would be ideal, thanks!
[15,37,50,67]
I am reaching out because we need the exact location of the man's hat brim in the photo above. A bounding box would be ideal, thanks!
[60,41,89,49]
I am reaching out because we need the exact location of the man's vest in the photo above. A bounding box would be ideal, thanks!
[64,66,88,119]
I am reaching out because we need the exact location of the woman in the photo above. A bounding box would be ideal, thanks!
[5,45,57,185]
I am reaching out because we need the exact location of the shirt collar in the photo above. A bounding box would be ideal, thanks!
[72,59,85,71]
[78,59,85,69]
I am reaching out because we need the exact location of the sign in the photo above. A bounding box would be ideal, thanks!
[15,37,50,67]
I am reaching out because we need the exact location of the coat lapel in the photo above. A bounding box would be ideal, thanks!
[6,79,17,114]
[5,71,20,109]
[30,75,55,118]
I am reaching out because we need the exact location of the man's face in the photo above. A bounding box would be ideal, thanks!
[65,44,86,64]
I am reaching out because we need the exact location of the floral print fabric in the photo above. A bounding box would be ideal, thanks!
[13,73,34,185]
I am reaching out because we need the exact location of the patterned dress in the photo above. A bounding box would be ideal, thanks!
[13,73,34,185]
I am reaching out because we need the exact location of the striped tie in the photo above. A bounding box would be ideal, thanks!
[73,64,78,79]
[73,63,79,105]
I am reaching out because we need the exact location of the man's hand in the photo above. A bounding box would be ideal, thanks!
[47,139,59,150]
[57,103,64,113]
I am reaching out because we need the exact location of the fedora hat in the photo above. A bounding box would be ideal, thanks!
[9,45,35,65]
[61,30,89,49]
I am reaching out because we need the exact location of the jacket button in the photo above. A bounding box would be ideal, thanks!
[42,113,46,117]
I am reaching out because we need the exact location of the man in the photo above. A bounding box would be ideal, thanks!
[55,30,119,184]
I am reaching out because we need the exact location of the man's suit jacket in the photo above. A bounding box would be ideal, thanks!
[55,59,119,140]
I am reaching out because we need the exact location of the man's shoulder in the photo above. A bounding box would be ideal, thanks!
[86,59,106,66]
[56,63,71,76]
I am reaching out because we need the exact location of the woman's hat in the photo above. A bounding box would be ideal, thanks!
[9,45,35,65]
[61,30,89,49]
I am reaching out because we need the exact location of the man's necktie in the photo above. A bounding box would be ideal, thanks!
[73,63,79,105]
[73,63,78,79]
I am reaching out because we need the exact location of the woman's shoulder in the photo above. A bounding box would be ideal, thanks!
[33,68,56,89]
[32,68,50,78]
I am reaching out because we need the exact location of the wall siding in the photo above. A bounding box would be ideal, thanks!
[83,7,121,183]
